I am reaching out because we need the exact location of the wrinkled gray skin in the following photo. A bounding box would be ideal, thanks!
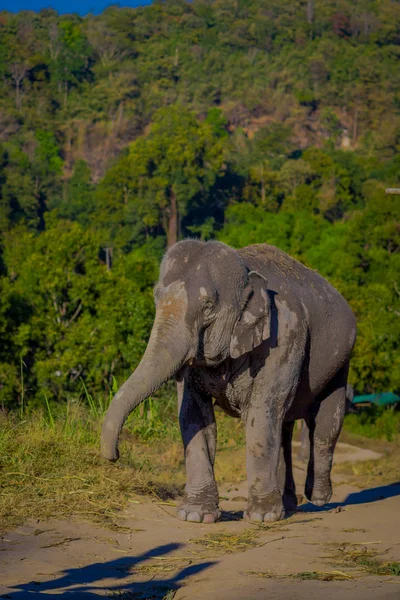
[101,240,356,524]
[298,384,355,462]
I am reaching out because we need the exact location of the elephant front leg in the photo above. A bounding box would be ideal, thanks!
[177,378,220,524]
[278,421,298,514]
[244,400,284,523]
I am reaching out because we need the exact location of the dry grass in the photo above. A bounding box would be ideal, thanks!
[247,550,400,582]
[0,401,247,534]
[131,557,192,575]
[323,542,400,576]
[333,442,400,489]
[246,570,353,581]
[290,571,353,581]
[0,407,183,534]
[214,446,246,483]
[189,527,287,554]
[189,528,262,553]
[112,590,176,600]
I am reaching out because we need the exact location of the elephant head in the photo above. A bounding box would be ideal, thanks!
[101,240,271,461]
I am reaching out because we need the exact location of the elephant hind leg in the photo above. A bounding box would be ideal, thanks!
[278,421,298,514]
[305,363,348,507]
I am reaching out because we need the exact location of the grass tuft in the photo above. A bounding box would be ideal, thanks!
[324,543,400,576]
[246,570,352,581]
[290,571,352,581]
[246,570,275,579]
[111,589,176,599]
[190,529,262,553]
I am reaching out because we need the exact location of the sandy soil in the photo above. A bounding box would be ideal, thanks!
[1,442,399,600]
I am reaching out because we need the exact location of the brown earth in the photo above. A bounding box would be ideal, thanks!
[1,442,399,600]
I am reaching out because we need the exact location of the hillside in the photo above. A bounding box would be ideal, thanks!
[0,0,399,407]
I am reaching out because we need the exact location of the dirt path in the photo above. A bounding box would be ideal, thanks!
[1,442,399,600]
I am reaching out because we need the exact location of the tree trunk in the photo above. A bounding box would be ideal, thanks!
[162,207,168,240]
[105,247,113,271]
[307,0,314,25]
[10,64,28,109]
[167,188,178,247]
[307,0,314,39]
[15,81,21,110]
[261,167,266,205]
[352,106,358,143]
[64,81,69,107]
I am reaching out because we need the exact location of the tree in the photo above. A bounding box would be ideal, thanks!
[9,62,28,109]
[58,159,95,225]
[97,105,226,247]
[49,20,91,105]
[86,19,127,68]
[0,216,158,406]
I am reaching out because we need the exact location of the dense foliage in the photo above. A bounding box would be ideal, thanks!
[0,0,399,409]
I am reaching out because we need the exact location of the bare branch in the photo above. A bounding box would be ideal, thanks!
[87,21,127,67]
[9,63,28,109]
[65,302,83,327]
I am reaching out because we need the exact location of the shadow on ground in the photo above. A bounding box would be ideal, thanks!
[2,542,215,599]
[220,482,400,520]
[3,483,400,598]
[299,481,400,513]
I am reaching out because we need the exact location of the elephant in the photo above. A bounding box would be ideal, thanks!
[101,240,356,524]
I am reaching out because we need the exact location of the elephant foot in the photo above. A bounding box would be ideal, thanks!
[177,502,221,524]
[244,496,284,523]
[305,481,332,507]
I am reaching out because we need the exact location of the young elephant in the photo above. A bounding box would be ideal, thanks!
[101,240,356,524]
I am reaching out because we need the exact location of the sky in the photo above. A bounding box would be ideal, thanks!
[0,0,152,15]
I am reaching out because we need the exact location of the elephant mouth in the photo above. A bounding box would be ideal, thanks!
[190,353,227,368]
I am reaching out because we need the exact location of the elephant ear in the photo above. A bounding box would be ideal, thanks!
[230,271,271,359]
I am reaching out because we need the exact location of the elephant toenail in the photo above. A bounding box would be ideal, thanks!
[187,512,202,523]
[263,512,278,522]
[312,498,326,507]
[249,512,263,522]
[202,513,215,524]
[177,509,187,521]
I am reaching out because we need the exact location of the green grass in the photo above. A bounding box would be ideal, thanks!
[343,406,400,442]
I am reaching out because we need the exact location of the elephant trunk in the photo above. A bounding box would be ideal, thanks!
[101,300,191,462]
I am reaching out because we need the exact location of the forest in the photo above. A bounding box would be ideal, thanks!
[0,0,399,410]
